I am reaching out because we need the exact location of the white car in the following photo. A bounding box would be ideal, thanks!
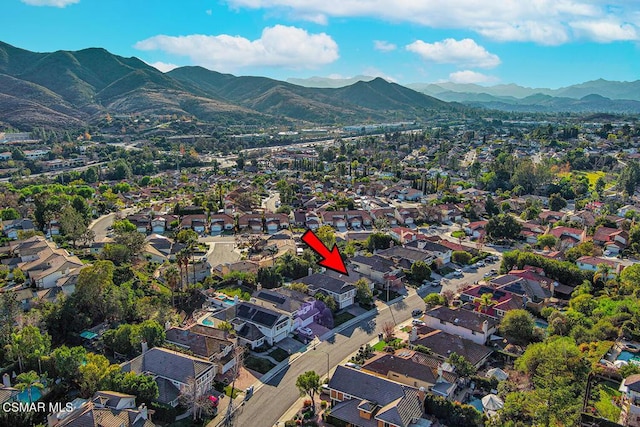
[297,327,313,336]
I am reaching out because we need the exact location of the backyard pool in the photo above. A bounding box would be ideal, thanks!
[202,318,214,326]
[209,293,237,307]
[467,397,484,413]
[15,386,43,403]
[617,351,640,364]
[535,319,548,329]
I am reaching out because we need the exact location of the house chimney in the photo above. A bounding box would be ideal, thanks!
[410,326,418,342]
[141,340,149,354]
[308,267,313,277]
[2,373,10,387]
[165,321,171,331]
[482,319,489,335]
[257,283,262,291]
[417,386,426,403]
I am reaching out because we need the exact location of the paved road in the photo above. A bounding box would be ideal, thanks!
[207,242,241,269]
[89,213,116,241]
[214,291,425,427]
[262,192,280,213]
[439,258,502,295]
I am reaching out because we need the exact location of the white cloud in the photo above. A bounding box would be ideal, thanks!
[570,19,639,42]
[21,0,79,6]
[147,61,181,73]
[448,70,499,84]
[223,0,639,44]
[374,40,397,52]
[406,38,500,68]
[134,25,339,72]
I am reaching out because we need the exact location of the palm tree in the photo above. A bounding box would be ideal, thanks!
[593,263,612,287]
[163,265,181,308]
[474,292,496,314]
[15,371,44,404]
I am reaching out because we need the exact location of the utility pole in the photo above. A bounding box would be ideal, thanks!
[222,347,244,427]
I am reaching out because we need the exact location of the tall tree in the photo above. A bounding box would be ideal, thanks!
[499,309,535,345]
[295,371,321,413]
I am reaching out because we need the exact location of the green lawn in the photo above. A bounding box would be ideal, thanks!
[452,230,466,239]
[333,312,355,327]
[244,355,276,374]
[372,338,402,351]
[268,347,290,362]
[594,384,622,422]
[224,385,240,398]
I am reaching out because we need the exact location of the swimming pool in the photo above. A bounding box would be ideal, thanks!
[15,386,42,403]
[535,319,548,329]
[618,351,640,363]
[467,397,484,413]
[203,318,214,326]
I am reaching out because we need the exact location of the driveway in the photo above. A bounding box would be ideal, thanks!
[206,242,241,269]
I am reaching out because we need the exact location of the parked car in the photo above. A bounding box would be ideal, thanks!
[412,319,426,326]
[297,327,313,336]
[412,309,424,317]
[483,272,494,278]
[345,362,361,369]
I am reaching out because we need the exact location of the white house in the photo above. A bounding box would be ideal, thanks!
[423,306,498,345]
[619,374,640,427]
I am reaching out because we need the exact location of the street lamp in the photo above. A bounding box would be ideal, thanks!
[313,346,330,379]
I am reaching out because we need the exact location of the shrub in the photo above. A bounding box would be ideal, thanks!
[320,400,328,409]
[303,399,312,408]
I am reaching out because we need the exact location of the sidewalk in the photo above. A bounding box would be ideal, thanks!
[274,313,419,426]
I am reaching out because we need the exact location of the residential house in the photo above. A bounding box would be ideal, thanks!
[212,301,293,348]
[298,272,357,310]
[120,347,216,407]
[409,326,493,369]
[327,365,427,427]
[371,207,399,227]
[488,272,551,304]
[548,226,586,249]
[576,256,624,277]
[180,214,207,234]
[361,350,457,399]
[423,306,498,345]
[264,212,290,233]
[1,218,36,240]
[209,214,235,235]
[619,374,640,427]
[520,221,547,245]
[47,391,154,427]
[593,226,628,254]
[538,210,565,224]
[459,284,525,318]
[126,214,150,234]
[377,246,434,271]
[464,220,488,240]
[13,237,84,289]
[406,240,452,265]
[165,325,236,375]
[251,287,320,330]
[237,214,264,233]
[351,254,404,290]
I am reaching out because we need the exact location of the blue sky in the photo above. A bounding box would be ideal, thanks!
[2,0,640,88]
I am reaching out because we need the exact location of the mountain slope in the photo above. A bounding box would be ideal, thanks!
[0,41,457,129]
[169,67,451,123]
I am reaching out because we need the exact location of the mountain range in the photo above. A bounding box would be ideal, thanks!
[407,80,640,113]
[0,41,452,130]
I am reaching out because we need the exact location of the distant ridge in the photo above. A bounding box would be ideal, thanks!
[409,79,640,113]
[0,41,455,130]
[286,75,378,88]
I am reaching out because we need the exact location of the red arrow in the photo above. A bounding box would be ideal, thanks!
[301,229,348,275]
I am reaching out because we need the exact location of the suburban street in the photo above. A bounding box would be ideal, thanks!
[213,291,425,427]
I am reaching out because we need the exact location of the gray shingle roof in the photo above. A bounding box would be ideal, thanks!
[425,306,498,333]
[299,273,355,295]
[120,347,214,385]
